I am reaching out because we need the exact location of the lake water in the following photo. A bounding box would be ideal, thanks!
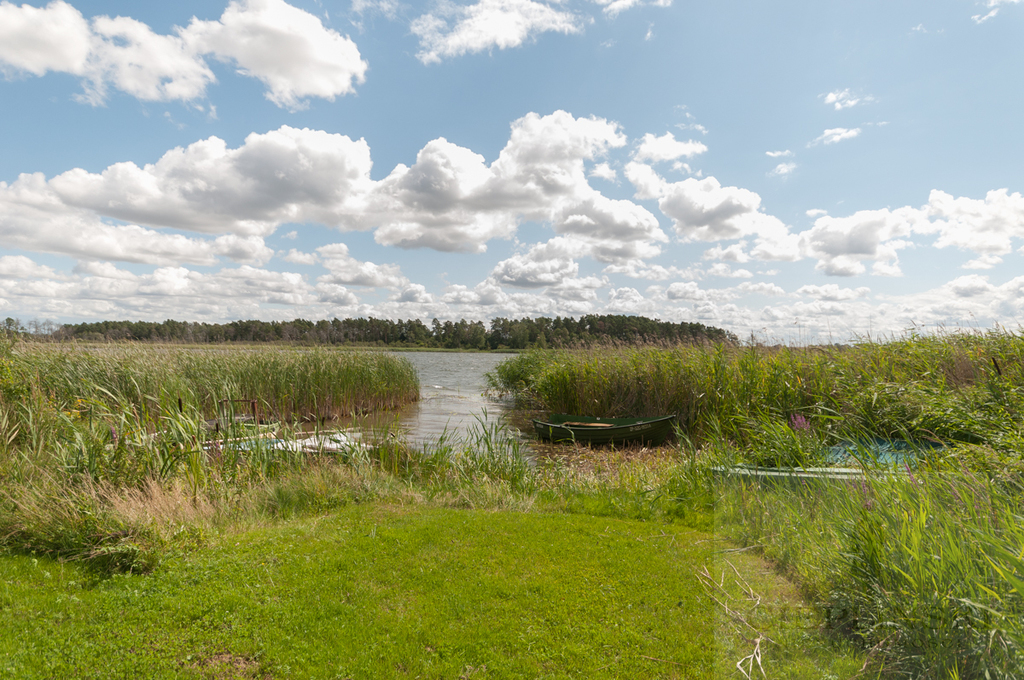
[339,352,520,446]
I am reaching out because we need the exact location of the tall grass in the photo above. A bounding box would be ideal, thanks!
[13,343,420,423]
[489,330,1024,455]
[0,339,539,575]
[0,341,423,572]
[714,454,1024,678]
[492,330,1024,676]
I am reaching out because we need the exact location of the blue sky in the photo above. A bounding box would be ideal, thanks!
[1,0,1023,341]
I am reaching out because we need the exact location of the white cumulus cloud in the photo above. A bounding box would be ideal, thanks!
[411,0,582,65]
[593,0,672,18]
[316,243,409,289]
[626,162,796,261]
[0,112,667,269]
[0,0,366,108]
[799,207,925,276]
[490,237,580,288]
[796,284,870,301]
[822,89,874,110]
[810,127,862,146]
[633,132,707,163]
[769,162,796,177]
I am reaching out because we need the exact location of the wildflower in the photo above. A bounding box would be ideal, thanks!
[789,413,810,431]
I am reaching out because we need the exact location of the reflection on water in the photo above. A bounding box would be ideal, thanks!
[340,352,519,446]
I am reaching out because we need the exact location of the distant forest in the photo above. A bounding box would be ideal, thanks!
[36,315,738,349]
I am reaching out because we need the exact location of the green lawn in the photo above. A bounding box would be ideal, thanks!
[0,504,862,679]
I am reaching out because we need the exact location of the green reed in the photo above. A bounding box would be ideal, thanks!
[713,454,1024,678]
[0,342,422,571]
[491,331,1024,676]
[12,344,419,423]
[489,329,1024,455]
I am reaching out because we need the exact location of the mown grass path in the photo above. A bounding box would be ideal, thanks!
[0,505,862,679]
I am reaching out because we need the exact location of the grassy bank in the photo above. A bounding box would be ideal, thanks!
[488,331,1024,457]
[0,406,865,677]
[491,332,1024,677]
[0,333,864,676]
[0,501,862,679]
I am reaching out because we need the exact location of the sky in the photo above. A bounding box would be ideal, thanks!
[1,0,1023,342]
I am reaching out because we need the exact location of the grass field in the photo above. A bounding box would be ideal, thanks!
[0,503,863,679]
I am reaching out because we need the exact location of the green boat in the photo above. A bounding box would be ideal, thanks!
[532,414,676,446]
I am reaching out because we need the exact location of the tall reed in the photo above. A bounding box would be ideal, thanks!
[715,456,1024,677]
[489,330,1024,455]
[0,342,421,572]
[12,344,419,424]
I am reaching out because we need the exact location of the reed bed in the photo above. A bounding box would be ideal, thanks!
[0,340,426,570]
[712,458,1024,678]
[491,330,1024,677]
[10,343,420,423]
[489,329,1024,457]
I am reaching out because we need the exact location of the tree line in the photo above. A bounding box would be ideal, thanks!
[17,315,737,349]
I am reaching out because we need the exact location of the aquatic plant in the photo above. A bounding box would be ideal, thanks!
[489,329,1024,457]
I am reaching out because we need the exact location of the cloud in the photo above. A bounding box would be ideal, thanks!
[822,89,873,110]
[592,0,673,18]
[185,0,367,110]
[963,254,1002,269]
[799,207,926,276]
[490,237,579,288]
[768,162,796,177]
[633,132,707,163]
[706,263,753,278]
[43,126,375,236]
[734,281,785,296]
[316,243,409,288]
[602,260,700,281]
[665,281,708,302]
[315,282,360,306]
[589,162,617,181]
[810,128,862,146]
[0,174,275,265]
[796,284,870,301]
[0,255,58,279]
[411,0,582,64]
[765,150,792,158]
[948,274,994,298]
[626,163,794,251]
[1,112,667,268]
[924,188,1024,257]
[607,286,654,313]
[282,248,318,265]
[789,188,1024,278]
[0,1,92,78]
[0,260,330,321]
[0,0,366,108]
[548,274,607,301]
[393,283,433,303]
[351,0,400,20]
[703,242,751,263]
[370,111,666,260]
[971,2,1019,23]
